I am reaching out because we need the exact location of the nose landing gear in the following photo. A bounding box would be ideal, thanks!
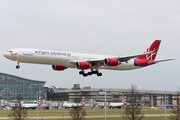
[16,65,20,69]
[15,61,20,69]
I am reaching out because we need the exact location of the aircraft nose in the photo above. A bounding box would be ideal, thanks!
[3,52,10,58]
[3,52,7,57]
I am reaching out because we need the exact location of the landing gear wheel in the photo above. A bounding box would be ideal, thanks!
[92,71,98,74]
[79,69,102,77]
[88,72,92,75]
[97,73,102,76]
[16,65,20,69]
[79,71,84,75]
[83,74,88,77]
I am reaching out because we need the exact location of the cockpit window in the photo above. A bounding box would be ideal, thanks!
[7,51,13,53]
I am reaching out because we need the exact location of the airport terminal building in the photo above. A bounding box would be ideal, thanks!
[0,72,46,101]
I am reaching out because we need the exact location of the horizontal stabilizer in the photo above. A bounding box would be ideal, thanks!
[147,59,175,64]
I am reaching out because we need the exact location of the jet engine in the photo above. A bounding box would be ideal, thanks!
[52,65,66,71]
[104,58,119,66]
[76,62,91,70]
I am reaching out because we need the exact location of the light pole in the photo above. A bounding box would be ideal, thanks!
[165,92,171,120]
[165,93,166,120]
[37,91,42,120]
[105,89,106,120]
[104,89,107,120]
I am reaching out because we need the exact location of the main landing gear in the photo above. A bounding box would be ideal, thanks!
[79,69,102,77]
[15,61,20,69]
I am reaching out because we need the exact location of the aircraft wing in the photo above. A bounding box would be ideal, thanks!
[68,58,108,68]
[69,58,105,63]
[69,50,156,64]
[116,50,156,62]
[147,59,175,64]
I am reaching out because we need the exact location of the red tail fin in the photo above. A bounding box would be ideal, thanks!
[136,40,161,61]
[38,97,41,106]
[81,97,85,106]
[122,96,126,105]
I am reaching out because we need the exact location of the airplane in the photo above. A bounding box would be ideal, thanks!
[3,40,174,77]
[109,96,126,109]
[21,97,41,109]
[62,97,85,109]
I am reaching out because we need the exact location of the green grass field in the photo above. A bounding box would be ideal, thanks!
[0,108,172,117]
[0,108,173,120]
[25,117,172,120]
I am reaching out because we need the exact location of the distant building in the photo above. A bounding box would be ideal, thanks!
[49,84,177,108]
[0,72,46,100]
[47,87,54,101]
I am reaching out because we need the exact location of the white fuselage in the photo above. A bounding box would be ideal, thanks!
[109,103,124,107]
[3,48,142,70]
[22,102,38,109]
[63,102,83,108]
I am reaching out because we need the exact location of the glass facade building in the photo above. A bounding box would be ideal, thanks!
[0,72,45,100]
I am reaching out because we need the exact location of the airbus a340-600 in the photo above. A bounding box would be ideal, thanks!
[3,40,173,77]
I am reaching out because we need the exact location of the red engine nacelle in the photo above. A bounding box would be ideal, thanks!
[76,62,91,70]
[52,65,66,71]
[104,58,119,66]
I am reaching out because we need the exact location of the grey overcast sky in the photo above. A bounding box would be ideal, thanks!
[0,0,179,91]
